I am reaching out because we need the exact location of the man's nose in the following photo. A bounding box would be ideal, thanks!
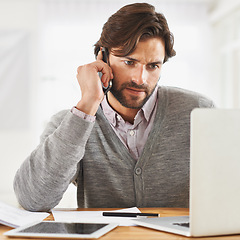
[132,65,147,85]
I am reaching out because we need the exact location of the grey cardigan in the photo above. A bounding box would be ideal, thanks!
[14,86,214,211]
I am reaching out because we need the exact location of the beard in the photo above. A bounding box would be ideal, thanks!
[109,80,157,109]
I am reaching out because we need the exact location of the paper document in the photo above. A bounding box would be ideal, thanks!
[52,207,141,226]
[0,201,50,228]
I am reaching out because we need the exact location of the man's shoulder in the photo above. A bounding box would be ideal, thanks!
[158,85,208,98]
[157,86,215,108]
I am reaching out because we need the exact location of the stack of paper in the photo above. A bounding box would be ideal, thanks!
[52,207,141,226]
[0,201,50,228]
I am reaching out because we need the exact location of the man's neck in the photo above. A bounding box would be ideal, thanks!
[106,93,139,124]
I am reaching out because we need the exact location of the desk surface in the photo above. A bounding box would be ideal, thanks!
[1,208,240,240]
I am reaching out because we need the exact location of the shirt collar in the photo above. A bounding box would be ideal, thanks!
[101,86,158,126]
[101,95,120,127]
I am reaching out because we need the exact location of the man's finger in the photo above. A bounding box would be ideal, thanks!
[96,49,103,61]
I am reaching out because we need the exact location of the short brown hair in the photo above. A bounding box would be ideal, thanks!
[94,3,176,63]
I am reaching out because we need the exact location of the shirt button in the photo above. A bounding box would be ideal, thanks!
[129,130,135,136]
[117,115,121,121]
[135,167,142,175]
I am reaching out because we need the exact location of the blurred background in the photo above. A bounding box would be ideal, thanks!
[0,0,239,208]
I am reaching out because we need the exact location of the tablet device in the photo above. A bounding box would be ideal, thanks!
[4,221,118,239]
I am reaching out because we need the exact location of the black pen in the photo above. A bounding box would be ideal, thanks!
[102,212,159,217]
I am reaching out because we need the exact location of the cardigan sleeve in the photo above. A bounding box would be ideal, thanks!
[13,110,95,212]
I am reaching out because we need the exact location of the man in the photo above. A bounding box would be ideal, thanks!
[14,3,214,212]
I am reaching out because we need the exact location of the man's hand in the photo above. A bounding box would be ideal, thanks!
[75,51,113,116]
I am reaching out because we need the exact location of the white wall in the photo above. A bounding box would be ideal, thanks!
[210,0,240,108]
[0,0,40,206]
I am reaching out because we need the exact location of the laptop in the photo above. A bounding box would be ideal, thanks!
[132,108,240,237]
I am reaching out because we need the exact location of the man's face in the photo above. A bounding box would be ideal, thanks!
[108,37,165,109]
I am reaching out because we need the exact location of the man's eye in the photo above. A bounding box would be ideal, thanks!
[148,64,159,69]
[124,60,134,66]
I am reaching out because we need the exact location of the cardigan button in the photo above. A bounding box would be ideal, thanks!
[135,167,142,175]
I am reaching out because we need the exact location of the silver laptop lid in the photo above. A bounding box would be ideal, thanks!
[190,108,240,236]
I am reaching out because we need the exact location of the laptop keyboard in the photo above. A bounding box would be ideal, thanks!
[173,222,190,228]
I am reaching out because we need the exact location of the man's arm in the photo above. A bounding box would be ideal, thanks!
[14,110,95,212]
[14,52,113,212]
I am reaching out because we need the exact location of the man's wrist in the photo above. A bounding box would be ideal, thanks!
[75,98,101,116]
